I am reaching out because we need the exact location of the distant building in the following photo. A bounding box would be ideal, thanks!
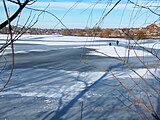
[146,23,158,35]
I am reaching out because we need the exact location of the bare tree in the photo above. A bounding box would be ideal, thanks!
[0,0,72,92]
[0,0,36,29]
[0,0,159,119]
[81,0,160,119]
[0,0,38,91]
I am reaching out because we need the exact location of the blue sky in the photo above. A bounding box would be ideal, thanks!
[0,0,160,29]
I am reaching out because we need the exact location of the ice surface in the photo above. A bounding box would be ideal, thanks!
[0,34,159,120]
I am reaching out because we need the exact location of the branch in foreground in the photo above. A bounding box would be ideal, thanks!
[0,0,30,29]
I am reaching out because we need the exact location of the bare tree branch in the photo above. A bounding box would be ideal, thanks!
[0,0,30,29]
[1,0,14,91]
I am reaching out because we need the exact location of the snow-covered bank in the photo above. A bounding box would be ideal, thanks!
[0,34,156,58]
[86,45,152,57]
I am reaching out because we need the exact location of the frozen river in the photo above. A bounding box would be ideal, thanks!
[0,34,159,120]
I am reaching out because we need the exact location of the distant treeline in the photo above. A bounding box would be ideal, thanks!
[60,24,160,39]
[1,24,160,39]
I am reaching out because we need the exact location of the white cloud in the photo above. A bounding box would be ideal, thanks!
[24,1,135,11]
[1,1,159,11]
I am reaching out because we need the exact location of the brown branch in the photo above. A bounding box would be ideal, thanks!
[95,0,121,26]
[7,0,19,5]
[25,7,71,32]
[0,0,29,30]
[1,0,14,91]
[128,0,160,16]
[17,0,21,5]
